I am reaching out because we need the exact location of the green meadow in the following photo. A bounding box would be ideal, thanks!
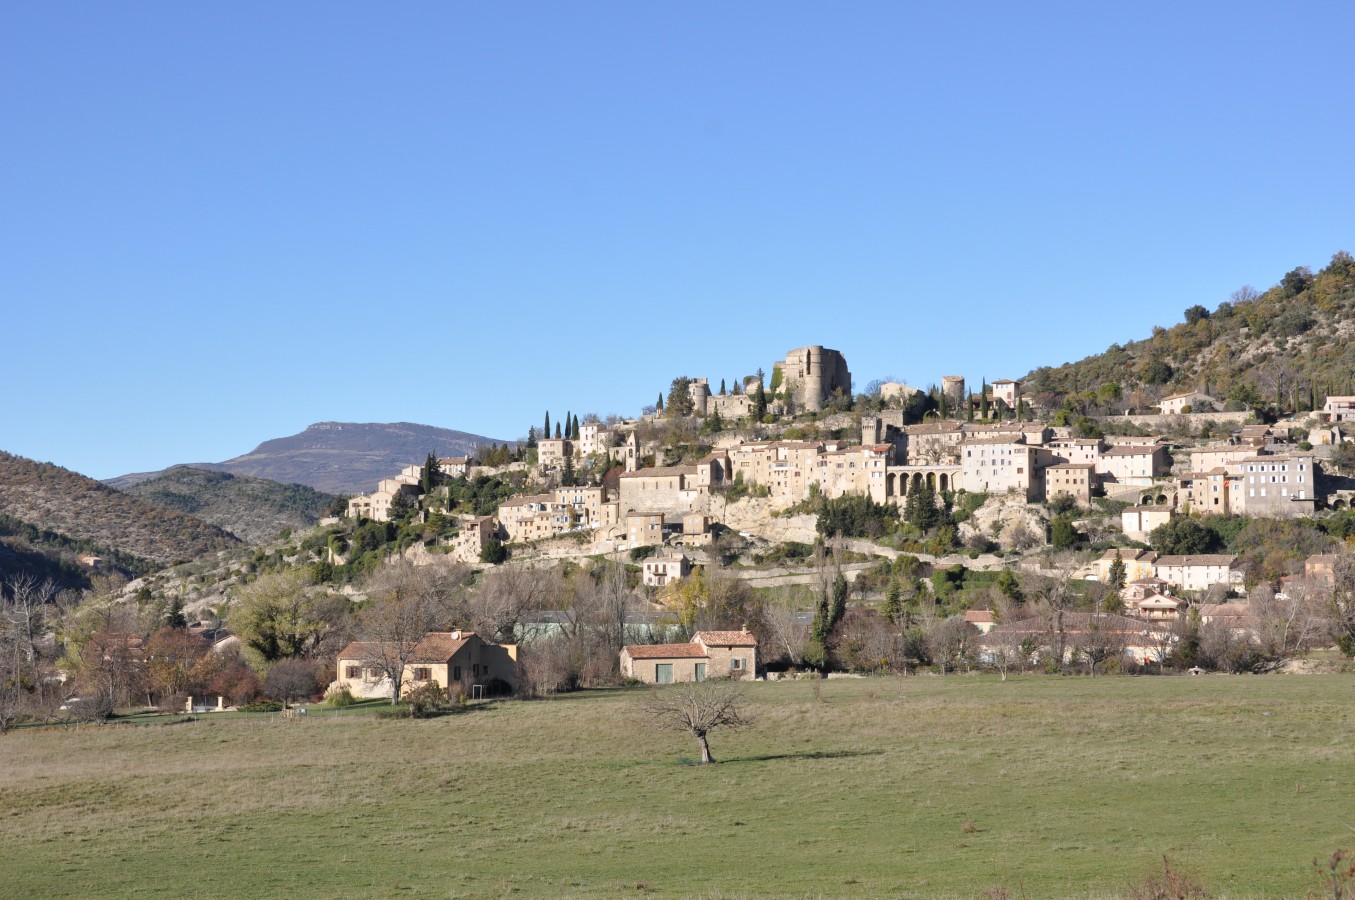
[3,675,1353,898]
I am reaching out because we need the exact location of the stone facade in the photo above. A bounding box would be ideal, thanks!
[778,345,852,412]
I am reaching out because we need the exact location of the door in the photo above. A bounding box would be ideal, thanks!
[655,664,673,684]
[694,663,706,682]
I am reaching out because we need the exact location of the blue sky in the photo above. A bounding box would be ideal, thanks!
[3,2,1352,481]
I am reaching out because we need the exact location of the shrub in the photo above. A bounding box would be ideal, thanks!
[402,681,450,718]
[324,687,356,708]
[239,700,284,713]
[377,706,412,719]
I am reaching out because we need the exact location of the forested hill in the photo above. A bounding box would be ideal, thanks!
[0,452,241,567]
[1022,252,1355,415]
[118,466,337,546]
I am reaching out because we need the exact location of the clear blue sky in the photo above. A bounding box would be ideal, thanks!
[3,2,1352,481]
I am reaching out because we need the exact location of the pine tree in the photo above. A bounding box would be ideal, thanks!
[526,425,537,449]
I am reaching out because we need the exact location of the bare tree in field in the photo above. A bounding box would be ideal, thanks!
[1,575,60,731]
[1023,556,1081,672]
[356,560,462,703]
[641,680,751,765]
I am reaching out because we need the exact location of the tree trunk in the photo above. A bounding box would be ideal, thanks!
[696,732,713,764]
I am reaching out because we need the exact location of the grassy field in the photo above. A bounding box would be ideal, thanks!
[3,675,1354,898]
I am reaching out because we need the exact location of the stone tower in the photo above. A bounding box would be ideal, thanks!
[780,345,851,412]
[941,376,966,408]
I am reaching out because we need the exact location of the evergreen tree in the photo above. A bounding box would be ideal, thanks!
[564,411,572,438]
[544,412,551,440]
[526,425,537,449]
[554,421,562,439]
[165,596,187,630]
[420,451,440,495]
[967,391,975,422]
[939,392,949,419]
[719,378,727,396]
[752,368,767,421]
[733,378,742,395]
[572,414,580,439]
[561,453,576,487]
[1108,550,1127,590]
[904,479,943,531]
[883,580,903,624]
[830,571,848,627]
[980,378,990,420]
[657,392,664,412]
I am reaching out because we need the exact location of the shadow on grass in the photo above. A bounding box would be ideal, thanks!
[676,749,884,766]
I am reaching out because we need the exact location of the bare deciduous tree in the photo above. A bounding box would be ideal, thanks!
[1,575,60,731]
[641,680,751,764]
[356,560,463,703]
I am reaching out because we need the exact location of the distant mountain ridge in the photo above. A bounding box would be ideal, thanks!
[118,466,337,546]
[0,452,241,568]
[106,422,510,496]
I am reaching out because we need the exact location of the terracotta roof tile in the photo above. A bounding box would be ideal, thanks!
[623,643,708,660]
[695,630,758,647]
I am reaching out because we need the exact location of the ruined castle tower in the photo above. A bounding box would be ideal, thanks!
[779,345,852,412]
[941,375,967,408]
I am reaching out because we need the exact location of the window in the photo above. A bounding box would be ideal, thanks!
[413,667,431,682]
[346,666,361,679]
[731,658,744,670]
[453,666,461,681]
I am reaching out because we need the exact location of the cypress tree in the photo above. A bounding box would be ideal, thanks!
[572,414,580,439]
[980,378,990,420]
[544,411,551,439]
[554,421,562,439]
[720,378,727,396]
[753,369,767,421]
[657,393,664,412]
[830,572,848,627]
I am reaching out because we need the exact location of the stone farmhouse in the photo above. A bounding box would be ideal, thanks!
[335,630,518,700]
[620,629,758,684]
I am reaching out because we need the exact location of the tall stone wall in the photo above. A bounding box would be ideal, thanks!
[781,345,852,412]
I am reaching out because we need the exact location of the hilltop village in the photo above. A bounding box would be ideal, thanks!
[317,344,1355,685]
[348,344,1354,569]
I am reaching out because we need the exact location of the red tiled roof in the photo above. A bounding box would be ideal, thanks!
[695,630,758,648]
[623,643,708,660]
[337,641,386,661]
[410,632,473,663]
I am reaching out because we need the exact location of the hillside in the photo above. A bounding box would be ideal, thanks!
[0,452,241,567]
[107,422,509,495]
[1022,251,1355,415]
[117,466,337,546]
